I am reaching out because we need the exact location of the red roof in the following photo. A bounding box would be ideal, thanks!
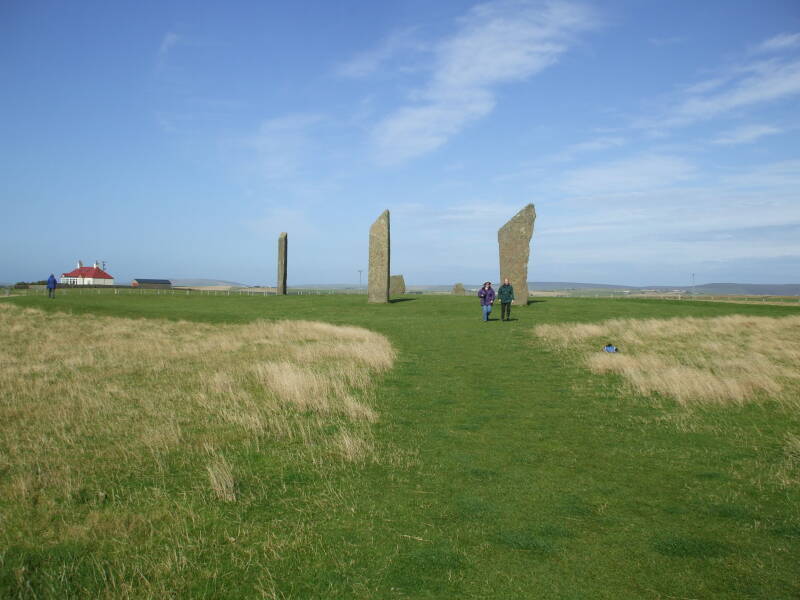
[61,266,113,279]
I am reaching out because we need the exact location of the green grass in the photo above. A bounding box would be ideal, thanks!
[3,293,800,599]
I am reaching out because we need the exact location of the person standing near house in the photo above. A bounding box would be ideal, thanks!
[498,277,515,321]
[477,281,495,322]
[46,274,57,299]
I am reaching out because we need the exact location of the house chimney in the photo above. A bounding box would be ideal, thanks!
[78,260,83,268]
[93,260,99,269]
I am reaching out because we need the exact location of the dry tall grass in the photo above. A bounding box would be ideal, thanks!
[533,314,800,407]
[0,304,394,508]
[776,432,800,488]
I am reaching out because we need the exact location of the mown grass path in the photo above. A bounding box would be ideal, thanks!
[6,294,800,598]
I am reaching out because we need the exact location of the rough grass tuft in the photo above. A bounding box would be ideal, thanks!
[0,303,394,536]
[207,455,237,502]
[534,314,800,407]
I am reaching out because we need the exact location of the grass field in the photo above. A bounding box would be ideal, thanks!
[2,293,799,598]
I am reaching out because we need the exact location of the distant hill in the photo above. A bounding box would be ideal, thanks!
[528,282,800,295]
[406,282,633,292]
[290,283,365,290]
[168,280,798,295]
[688,283,800,296]
[171,278,248,287]
[529,281,632,291]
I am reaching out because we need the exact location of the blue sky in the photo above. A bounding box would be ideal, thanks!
[2,0,799,286]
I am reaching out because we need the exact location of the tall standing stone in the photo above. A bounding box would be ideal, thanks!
[389,274,406,296]
[498,204,536,305]
[368,210,390,303]
[277,232,287,295]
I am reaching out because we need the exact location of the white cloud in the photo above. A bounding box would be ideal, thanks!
[536,156,800,269]
[249,114,324,182]
[648,36,684,47]
[549,136,626,162]
[158,32,181,58]
[711,124,781,145]
[566,136,626,153]
[372,0,598,164]
[681,76,731,96]
[752,32,800,54]
[334,28,425,78]
[561,154,696,195]
[387,157,800,282]
[392,200,537,276]
[720,159,800,190]
[245,206,319,239]
[374,90,496,163]
[647,58,800,130]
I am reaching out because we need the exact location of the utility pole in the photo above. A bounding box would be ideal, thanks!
[691,272,696,295]
[358,270,363,291]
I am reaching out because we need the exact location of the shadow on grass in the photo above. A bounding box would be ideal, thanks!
[652,535,732,558]
[494,529,556,555]
[390,298,417,303]
[386,541,463,595]
[526,299,547,305]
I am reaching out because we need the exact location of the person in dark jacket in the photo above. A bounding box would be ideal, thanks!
[477,281,495,321]
[47,274,57,299]
[497,278,515,321]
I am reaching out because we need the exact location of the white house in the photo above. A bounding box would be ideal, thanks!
[60,261,115,285]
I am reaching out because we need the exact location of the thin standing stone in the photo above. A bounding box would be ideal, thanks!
[368,210,390,303]
[277,232,287,295]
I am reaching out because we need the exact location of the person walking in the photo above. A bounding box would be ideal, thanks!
[46,274,57,299]
[478,281,495,322]
[498,277,515,321]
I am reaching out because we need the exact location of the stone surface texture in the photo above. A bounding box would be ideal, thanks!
[451,283,466,296]
[498,204,536,304]
[368,210,390,303]
[277,232,287,295]
[389,275,406,296]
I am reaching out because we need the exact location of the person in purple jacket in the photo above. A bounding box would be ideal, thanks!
[477,281,495,322]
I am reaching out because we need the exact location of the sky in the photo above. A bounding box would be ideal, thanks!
[2,0,799,286]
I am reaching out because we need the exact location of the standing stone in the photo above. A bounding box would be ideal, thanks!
[277,232,287,295]
[451,283,466,296]
[498,204,536,305]
[389,274,406,296]
[368,210,390,303]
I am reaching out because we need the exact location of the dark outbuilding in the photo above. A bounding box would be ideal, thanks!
[132,278,172,289]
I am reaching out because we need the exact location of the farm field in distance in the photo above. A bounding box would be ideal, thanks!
[2,293,799,598]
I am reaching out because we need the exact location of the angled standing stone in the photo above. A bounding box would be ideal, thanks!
[389,274,406,296]
[451,283,466,296]
[498,204,536,305]
[368,210,390,303]
[277,232,287,295]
